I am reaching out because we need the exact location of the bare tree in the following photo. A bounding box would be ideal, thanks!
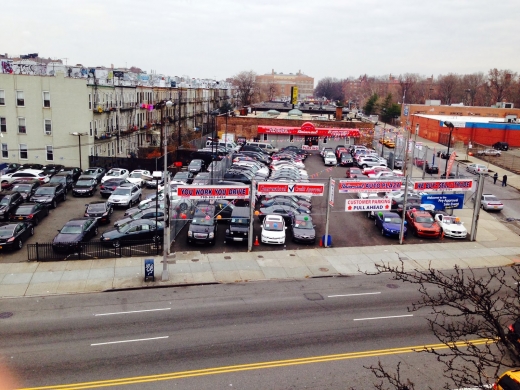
[231,70,259,107]
[488,68,517,103]
[461,72,486,106]
[437,73,461,105]
[365,361,420,390]
[398,74,419,104]
[315,77,344,101]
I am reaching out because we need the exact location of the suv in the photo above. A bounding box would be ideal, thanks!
[29,183,67,208]
[358,156,386,169]
[0,191,24,220]
[42,164,65,177]
[9,180,41,201]
[187,205,217,245]
[225,206,250,244]
[1,169,50,184]
[107,183,142,208]
[99,178,129,198]
[493,141,509,151]
[245,142,279,155]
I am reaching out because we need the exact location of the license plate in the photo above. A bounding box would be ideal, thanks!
[494,206,498,209]
[234,238,243,241]
[18,217,23,220]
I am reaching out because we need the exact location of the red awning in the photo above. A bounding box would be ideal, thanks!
[257,122,360,137]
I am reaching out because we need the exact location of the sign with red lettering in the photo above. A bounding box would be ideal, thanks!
[345,198,392,212]
[339,180,402,193]
[413,179,473,192]
[256,182,325,196]
[257,125,360,137]
[177,185,250,199]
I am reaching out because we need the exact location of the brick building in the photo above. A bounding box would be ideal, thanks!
[256,70,314,101]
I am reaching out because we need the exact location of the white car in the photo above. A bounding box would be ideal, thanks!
[466,164,488,175]
[261,214,286,244]
[0,169,50,184]
[271,161,305,170]
[368,171,397,179]
[126,170,151,187]
[324,152,337,166]
[107,183,142,208]
[101,168,129,183]
[434,213,468,239]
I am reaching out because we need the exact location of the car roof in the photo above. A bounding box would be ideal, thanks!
[64,218,94,225]
[119,183,136,188]
[265,214,284,221]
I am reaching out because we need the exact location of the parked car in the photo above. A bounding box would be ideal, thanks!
[405,210,442,238]
[52,218,99,252]
[49,172,74,192]
[324,152,337,166]
[258,205,301,224]
[9,180,41,201]
[29,183,66,209]
[493,369,520,390]
[260,198,310,214]
[100,219,163,248]
[173,171,194,184]
[10,202,49,226]
[72,177,98,197]
[125,199,165,218]
[492,141,509,151]
[41,164,64,178]
[477,148,501,157]
[224,206,250,244]
[107,183,142,208]
[374,211,407,238]
[291,214,315,244]
[0,221,34,251]
[261,195,312,210]
[127,170,151,187]
[393,158,404,170]
[84,201,113,224]
[436,151,458,159]
[425,162,439,174]
[114,208,165,229]
[60,167,83,182]
[101,168,129,184]
[82,167,106,183]
[466,163,489,174]
[434,213,467,239]
[0,191,26,220]
[144,171,164,188]
[187,205,217,245]
[261,214,286,244]
[346,167,363,178]
[19,163,44,171]
[4,163,22,174]
[358,156,386,169]
[339,152,354,167]
[472,193,504,211]
[196,199,235,221]
[188,159,206,174]
[99,178,130,198]
[1,169,50,184]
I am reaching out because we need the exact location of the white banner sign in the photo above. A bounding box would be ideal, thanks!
[329,179,335,207]
[345,198,392,212]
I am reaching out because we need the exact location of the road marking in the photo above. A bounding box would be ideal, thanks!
[91,336,169,346]
[94,308,171,316]
[328,292,381,298]
[353,314,413,321]
[21,338,493,390]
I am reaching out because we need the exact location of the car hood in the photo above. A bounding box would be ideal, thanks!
[382,222,404,231]
[114,217,132,227]
[53,233,83,244]
[262,229,285,238]
[441,223,466,232]
[190,224,213,234]
[415,222,438,229]
[31,194,54,201]
[292,227,315,236]
[108,195,130,202]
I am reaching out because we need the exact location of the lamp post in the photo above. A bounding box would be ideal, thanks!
[443,121,455,177]
[69,132,88,169]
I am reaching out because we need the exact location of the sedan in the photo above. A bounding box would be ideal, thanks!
[82,167,106,183]
[52,218,99,252]
[466,163,488,175]
[127,170,151,187]
[261,214,286,245]
[260,198,311,214]
[72,178,98,197]
[101,168,129,184]
[188,159,205,174]
[99,178,130,198]
[0,222,34,251]
[10,203,49,226]
[100,219,163,248]
[405,210,442,238]
[114,209,165,229]
[473,193,504,211]
[477,149,501,157]
[346,167,363,178]
[291,214,316,244]
[434,213,467,239]
[173,171,194,184]
[258,205,303,224]
[374,211,407,238]
[84,201,113,224]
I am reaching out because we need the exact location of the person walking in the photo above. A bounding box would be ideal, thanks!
[493,172,498,184]
[503,174,508,187]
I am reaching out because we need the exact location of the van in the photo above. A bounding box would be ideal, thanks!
[493,141,509,151]
[205,140,240,152]
[245,142,279,154]
[225,207,250,244]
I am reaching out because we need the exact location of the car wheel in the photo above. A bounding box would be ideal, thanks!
[362,164,367,169]
[52,200,57,209]
[16,239,23,250]
[29,226,34,236]
[112,240,121,248]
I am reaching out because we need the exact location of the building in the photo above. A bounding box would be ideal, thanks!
[256,70,314,101]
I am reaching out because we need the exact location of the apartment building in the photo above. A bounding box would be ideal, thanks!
[256,69,314,100]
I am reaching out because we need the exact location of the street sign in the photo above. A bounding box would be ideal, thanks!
[256,182,325,196]
[338,180,402,193]
[329,179,335,207]
[177,185,250,199]
[413,179,473,192]
[144,259,154,282]
[421,194,465,210]
[345,198,392,212]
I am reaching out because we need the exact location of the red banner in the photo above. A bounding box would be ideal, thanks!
[257,123,360,137]
[445,151,457,177]
[256,182,325,196]
[177,185,250,199]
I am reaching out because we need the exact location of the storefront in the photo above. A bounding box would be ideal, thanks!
[256,122,361,151]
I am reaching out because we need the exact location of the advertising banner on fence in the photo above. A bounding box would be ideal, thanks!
[256,182,325,196]
[339,180,402,193]
[413,179,473,192]
[329,179,335,207]
[177,185,250,199]
[345,198,392,212]
[420,194,465,210]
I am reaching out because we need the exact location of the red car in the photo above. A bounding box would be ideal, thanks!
[362,166,390,176]
[405,210,442,238]
[335,147,348,159]
[346,167,363,178]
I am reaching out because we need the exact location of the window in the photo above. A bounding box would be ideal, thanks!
[323,137,328,144]
[46,146,54,161]
[44,119,52,135]
[1,144,7,159]
[0,117,5,133]
[43,91,51,108]
[263,134,268,141]
[0,90,4,105]
[19,144,28,159]
[290,135,294,142]
[16,91,24,106]
[89,93,92,109]
[89,121,93,136]
[18,118,26,134]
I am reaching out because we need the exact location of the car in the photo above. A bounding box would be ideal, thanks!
[339,152,354,167]
[346,167,363,178]
[60,167,83,182]
[9,180,41,201]
[49,172,74,192]
[191,172,211,186]
[187,205,217,245]
[101,168,129,184]
[100,219,163,248]
[425,162,439,174]
[320,147,334,158]
[405,210,442,238]
[99,178,130,198]
[188,159,205,174]
[392,158,404,170]
[358,156,386,169]
[29,183,66,209]
[114,208,165,229]
[84,201,113,224]
[383,139,395,148]
[493,368,520,390]
[144,171,165,188]
[436,151,458,159]
[3,163,22,174]
[107,183,142,208]
[477,148,501,157]
[224,206,250,244]
[472,193,504,211]
[261,214,286,244]
[368,171,398,179]
[374,211,407,238]
[260,198,311,213]
[324,152,337,166]
[82,167,106,183]
[492,141,509,151]
[434,213,467,239]
[335,145,348,158]
[1,169,50,184]
[125,169,151,187]
[258,205,301,224]
[363,165,390,176]
[19,163,44,171]
[0,222,34,251]
[236,151,272,165]
[414,158,425,168]
[466,163,488,174]
[125,199,165,218]
[52,218,99,252]
[291,214,315,244]
[262,195,312,210]
[196,199,235,221]
[41,164,65,178]
[173,171,194,184]
[72,177,98,197]
[10,202,50,225]
[223,171,254,185]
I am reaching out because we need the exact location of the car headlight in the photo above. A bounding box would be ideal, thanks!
[209,232,215,239]
[187,231,193,237]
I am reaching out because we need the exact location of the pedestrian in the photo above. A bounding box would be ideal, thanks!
[503,174,508,187]
[493,172,498,184]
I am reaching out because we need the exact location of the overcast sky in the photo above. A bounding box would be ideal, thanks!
[3,0,520,84]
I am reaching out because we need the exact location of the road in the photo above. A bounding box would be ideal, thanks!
[0,270,505,389]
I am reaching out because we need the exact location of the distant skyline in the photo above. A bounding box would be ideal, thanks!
[3,0,520,83]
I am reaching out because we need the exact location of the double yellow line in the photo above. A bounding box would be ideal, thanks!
[21,338,493,389]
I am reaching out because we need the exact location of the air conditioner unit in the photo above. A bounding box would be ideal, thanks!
[45,130,52,135]
[496,102,514,109]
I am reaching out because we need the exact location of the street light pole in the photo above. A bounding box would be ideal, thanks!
[443,121,455,177]
[69,132,88,169]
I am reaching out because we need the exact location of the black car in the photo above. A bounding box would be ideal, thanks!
[224,206,250,244]
[113,208,165,229]
[60,167,83,181]
[125,200,165,217]
[261,195,312,210]
[42,164,65,177]
[19,163,44,171]
[260,198,311,214]
[72,177,98,197]
[50,172,74,192]
[10,202,49,226]
[0,222,34,251]
[0,191,25,220]
[84,201,113,224]
[10,180,41,201]
[280,146,308,158]
[188,159,205,174]
[196,199,235,221]
[393,158,404,170]
[29,183,66,208]
[100,219,163,248]
[339,152,354,167]
[236,151,271,165]
[52,218,99,253]
[173,171,194,184]
[223,171,254,185]
[187,206,217,245]
[99,178,129,198]
[425,163,439,174]
[82,167,106,183]
[493,141,509,151]
[258,205,301,224]
[291,214,316,244]
[4,163,22,174]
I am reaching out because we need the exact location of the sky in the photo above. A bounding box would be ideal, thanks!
[3,0,520,84]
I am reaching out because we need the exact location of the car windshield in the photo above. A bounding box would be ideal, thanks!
[175,173,188,179]
[15,206,35,215]
[484,196,498,202]
[35,188,55,195]
[60,225,83,234]
[294,220,312,229]
[231,218,249,225]
[444,216,462,225]
[129,173,142,178]
[0,226,16,237]
[263,221,283,231]
[50,177,65,183]
[384,217,402,224]
[325,153,335,157]
[192,216,213,226]
[113,188,131,196]
[76,180,95,187]
[190,161,201,167]
[416,216,434,223]
[0,197,10,205]
[87,204,106,212]
[12,185,32,192]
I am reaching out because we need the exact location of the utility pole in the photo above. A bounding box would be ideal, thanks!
[470,173,485,241]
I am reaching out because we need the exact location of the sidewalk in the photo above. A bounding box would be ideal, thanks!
[1,136,519,299]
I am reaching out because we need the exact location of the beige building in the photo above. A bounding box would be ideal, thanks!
[256,70,314,100]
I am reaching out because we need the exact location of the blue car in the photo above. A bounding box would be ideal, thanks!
[374,211,407,238]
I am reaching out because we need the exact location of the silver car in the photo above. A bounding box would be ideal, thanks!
[472,193,504,211]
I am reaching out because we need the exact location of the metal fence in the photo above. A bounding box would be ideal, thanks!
[469,142,520,174]
[27,239,163,262]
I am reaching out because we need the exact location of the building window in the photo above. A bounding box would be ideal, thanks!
[46,145,54,161]
[89,93,92,109]
[0,90,4,105]
[16,91,24,106]
[290,135,294,142]
[19,144,28,159]
[43,91,51,108]
[18,118,26,134]
[44,119,52,135]
[0,117,6,133]
[323,137,328,144]
[94,120,98,136]
[263,134,268,141]
[1,144,7,159]
[89,121,93,136]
